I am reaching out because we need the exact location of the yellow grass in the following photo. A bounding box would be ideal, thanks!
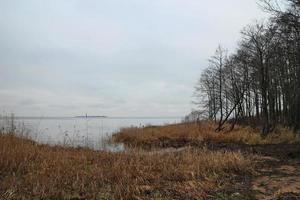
[0,133,252,199]
[113,121,300,146]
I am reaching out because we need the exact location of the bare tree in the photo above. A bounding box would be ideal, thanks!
[194,0,300,134]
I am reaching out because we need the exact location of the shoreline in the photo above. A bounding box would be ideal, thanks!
[1,121,300,199]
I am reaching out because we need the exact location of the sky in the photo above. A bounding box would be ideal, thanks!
[0,0,269,117]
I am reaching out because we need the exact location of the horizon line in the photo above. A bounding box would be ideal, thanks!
[1,115,183,119]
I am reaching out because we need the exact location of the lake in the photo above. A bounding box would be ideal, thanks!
[0,117,181,150]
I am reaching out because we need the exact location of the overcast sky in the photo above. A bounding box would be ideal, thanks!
[0,0,268,117]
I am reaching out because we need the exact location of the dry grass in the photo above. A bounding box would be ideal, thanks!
[113,121,300,147]
[0,133,252,200]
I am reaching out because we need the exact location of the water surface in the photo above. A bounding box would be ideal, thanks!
[1,117,181,150]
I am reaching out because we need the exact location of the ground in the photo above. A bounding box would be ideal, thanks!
[252,144,300,200]
[133,142,300,200]
[1,122,300,199]
[114,122,300,199]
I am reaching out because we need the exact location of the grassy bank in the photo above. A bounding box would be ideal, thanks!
[0,132,253,199]
[3,121,299,199]
[113,121,300,148]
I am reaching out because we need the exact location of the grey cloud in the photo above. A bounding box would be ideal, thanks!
[0,0,269,117]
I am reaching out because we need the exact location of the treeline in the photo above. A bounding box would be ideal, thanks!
[194,0,300,134]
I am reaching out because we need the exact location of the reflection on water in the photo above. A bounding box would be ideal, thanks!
[0,117,181,151]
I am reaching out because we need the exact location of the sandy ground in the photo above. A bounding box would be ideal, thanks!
[252,156,300,200]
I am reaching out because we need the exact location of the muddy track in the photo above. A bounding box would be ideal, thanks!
[132,138,300,157]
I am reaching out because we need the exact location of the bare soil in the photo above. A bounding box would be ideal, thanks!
[251,145,300,200]
[135,139,300,200]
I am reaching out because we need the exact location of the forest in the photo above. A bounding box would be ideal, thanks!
[194,0,300,134]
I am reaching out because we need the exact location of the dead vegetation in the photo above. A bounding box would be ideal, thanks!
[112,121,300,199]
[113,121,300,148]
[0,132,253,200]
[2,120,300,199]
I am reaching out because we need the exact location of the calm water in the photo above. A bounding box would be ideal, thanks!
[1,117,181,150]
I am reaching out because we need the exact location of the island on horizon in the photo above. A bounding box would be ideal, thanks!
[74,115,108,118]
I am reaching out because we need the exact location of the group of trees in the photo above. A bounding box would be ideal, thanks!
[194,0,300,134]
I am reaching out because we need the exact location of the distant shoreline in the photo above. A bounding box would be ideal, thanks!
[0,116,182,120]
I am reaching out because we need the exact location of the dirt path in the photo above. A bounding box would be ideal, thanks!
[252,156,300,200]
